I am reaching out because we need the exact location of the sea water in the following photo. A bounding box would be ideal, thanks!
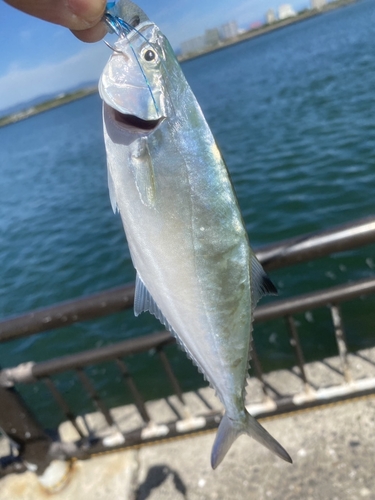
[0,0,374,424]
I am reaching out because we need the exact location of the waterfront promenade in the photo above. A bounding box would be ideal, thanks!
[177,0,360,62]
[1,357,375,499]
[0,396,374,499]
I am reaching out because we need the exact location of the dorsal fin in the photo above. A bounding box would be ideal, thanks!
[250,254,277,306]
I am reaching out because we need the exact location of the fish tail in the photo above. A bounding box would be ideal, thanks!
[211,413,238,469]
[211,410,292,469]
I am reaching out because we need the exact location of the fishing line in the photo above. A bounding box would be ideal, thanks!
[103,7,177,117]
[103,13,160,115]
[118,18,178,113]
[120,18,172,91]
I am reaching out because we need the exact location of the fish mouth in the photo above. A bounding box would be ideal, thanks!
[112,108,163,132]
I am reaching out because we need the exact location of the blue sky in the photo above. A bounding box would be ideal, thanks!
[0,0,311,112]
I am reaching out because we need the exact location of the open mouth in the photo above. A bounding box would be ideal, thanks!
[113,109,163,131]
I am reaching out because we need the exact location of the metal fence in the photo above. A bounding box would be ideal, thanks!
[0,216,375,477]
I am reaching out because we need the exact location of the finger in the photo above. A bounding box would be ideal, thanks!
[71,22,108,43]
[4,0,106,32]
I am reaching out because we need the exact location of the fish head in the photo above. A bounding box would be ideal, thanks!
[99,21,169,129]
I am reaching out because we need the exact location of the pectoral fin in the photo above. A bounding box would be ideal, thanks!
[130,138,156,209]
[107,168,118,214]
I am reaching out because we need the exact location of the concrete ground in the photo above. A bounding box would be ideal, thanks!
[1,394,375,500]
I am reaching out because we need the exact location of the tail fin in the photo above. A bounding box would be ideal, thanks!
[211,410,292,469]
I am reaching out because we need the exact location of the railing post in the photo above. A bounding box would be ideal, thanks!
[115,358,151,424]
[329,304,352,383]
[0,381,52,473]
[75,368,115,427]
[285,315,310,389]
[157,347,185,404]
[250,344,274,399]
[43,377,86,438]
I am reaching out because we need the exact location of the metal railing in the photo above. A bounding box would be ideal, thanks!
[0,216,375,477]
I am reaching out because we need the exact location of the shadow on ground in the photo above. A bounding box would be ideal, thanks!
[136,464,187,500]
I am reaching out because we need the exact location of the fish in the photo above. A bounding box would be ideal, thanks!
[99,0,292,468]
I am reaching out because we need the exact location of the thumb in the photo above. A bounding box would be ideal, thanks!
[5,0,107,42]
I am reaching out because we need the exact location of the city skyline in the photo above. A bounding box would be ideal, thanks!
[0,0,328,112]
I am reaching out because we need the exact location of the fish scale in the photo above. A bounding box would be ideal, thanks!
[99,0,292,468]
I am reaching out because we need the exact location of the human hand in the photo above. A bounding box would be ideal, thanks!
[4,0,107,42]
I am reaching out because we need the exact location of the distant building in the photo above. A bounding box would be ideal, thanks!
[311,0,326,9]
[221,21,238,40]
[278,4,297,20]
[180,35,205,56]
[266,9,277,24]
[205,28,220,47]
[250,21,263,30]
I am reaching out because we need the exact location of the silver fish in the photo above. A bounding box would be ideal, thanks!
[99,0,292,468]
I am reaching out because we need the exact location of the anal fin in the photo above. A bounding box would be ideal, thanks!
[134,274,211,385]
[134,273,175,334]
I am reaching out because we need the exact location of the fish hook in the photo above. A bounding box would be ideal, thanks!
[102,11,160,115]
[103,39,123,53]
[103,13,123,37]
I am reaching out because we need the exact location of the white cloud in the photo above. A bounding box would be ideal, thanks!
[0,43,110,112]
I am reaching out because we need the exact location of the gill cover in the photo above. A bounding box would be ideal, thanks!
[99,21,165,121]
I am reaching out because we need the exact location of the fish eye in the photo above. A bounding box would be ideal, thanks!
[143,49,156,62]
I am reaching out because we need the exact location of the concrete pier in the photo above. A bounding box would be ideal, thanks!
[0,395,375,499]
[1,346,375,499]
